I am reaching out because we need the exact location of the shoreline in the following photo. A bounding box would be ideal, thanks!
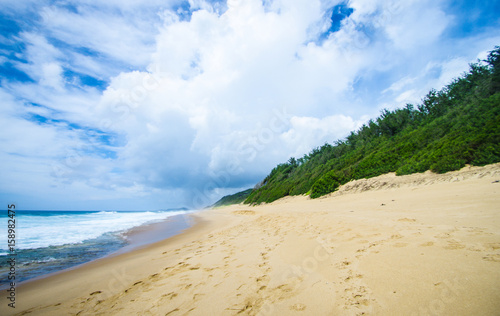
[3,212,216,315]
[114,213,195,255]
[0,212,196,291]
[3,164,500,315]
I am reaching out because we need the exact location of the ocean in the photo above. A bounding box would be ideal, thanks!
[0,209,194,288]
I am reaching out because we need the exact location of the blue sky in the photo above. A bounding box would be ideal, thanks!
[0,0,499,210]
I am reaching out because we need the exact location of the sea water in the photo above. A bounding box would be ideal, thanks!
[0,210,193,288]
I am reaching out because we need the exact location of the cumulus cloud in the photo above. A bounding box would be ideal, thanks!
[0,0,499,210]
[282,114,367,157]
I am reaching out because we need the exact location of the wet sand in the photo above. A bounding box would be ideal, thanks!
[116,214,194,254]
[3,164,500,315]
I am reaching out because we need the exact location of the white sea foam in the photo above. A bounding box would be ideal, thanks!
[0,210,193,250]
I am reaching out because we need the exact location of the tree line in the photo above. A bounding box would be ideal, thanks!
[243,46,500,204]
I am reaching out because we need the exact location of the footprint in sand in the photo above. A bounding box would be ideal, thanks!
[343,285,372,309]
[290,303,307,311]
[232,210,256,215]
[443,241,466,250]
[483,254,500,262]
[435,232,452,239]
[397,218,417,222]
[162,292,178,300]
[486,243,500,250]
[165,308,179,315]
[256,275,270,283]
[419,241,434,247]
[336,260,351,269]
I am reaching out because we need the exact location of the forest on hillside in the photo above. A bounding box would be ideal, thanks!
[242,46,500,205]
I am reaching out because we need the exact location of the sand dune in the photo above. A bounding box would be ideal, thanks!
[4,164,500,315]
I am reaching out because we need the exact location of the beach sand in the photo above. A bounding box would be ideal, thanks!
[3,164,500,315]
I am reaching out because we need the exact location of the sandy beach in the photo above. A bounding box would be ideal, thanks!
[3,163,500,315]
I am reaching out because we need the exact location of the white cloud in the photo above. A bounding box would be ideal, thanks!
[39,62,64,89]
[437,57,470,85]
[40,5,159,68]
[282,115,366,157]
[383,56,472,106]
[383,1,449,49]
[15,32,63,83]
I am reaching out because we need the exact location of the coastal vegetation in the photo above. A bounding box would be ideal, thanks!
[238,46,500,204]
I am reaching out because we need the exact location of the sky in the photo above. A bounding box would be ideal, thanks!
[0,0,499,210]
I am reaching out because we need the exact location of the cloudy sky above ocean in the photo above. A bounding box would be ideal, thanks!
[1,0,499,210]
